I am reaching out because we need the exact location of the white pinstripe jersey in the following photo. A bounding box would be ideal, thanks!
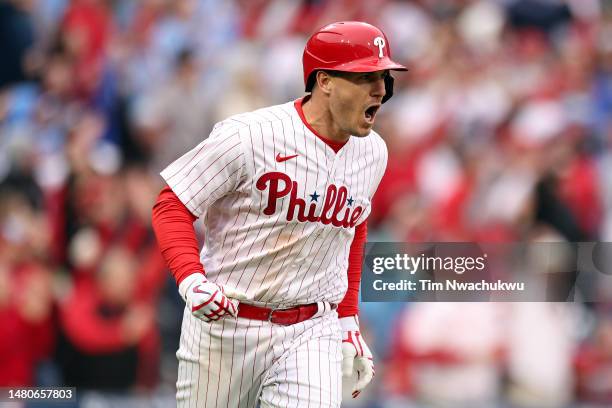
[161,99,388,308]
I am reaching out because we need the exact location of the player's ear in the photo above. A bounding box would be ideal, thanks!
[315,71,333,96]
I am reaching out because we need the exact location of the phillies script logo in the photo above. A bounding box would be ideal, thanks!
[256,172,363,228]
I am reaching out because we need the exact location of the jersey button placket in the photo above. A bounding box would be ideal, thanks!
[329,148,341,175]
[317,149,336,221]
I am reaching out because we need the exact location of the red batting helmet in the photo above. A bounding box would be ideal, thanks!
[303,21,407,103]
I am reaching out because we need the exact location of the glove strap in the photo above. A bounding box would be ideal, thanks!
[178,273,206,302]
[339,315,359,332]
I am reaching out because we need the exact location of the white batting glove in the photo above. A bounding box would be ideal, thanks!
[340,315,375,398]
[178,273,247,323]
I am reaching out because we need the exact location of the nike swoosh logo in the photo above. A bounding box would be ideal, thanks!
[276,153,298,162]
[193,285,212,296]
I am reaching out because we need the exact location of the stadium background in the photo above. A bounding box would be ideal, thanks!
[0,0,611,406]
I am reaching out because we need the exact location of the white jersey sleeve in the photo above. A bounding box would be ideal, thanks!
[160,122,247,217]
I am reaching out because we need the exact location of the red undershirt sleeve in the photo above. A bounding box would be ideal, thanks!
[337,221,367,318]
[151,186,204,285]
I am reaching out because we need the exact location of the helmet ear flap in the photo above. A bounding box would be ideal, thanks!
[382,74,394,104]
[305,71,317,92]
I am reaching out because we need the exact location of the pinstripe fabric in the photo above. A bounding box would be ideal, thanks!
[177,308,342,408]
[160,101,388,308]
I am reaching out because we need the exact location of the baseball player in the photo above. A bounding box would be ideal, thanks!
[152,21,406,407]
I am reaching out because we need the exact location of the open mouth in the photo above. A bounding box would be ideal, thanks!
[364,104,380,124]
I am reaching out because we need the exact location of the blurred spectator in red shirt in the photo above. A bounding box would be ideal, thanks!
[0,262,54,386]
[0,189,55,386]
[60,0,114,99]
[58,246,160,390]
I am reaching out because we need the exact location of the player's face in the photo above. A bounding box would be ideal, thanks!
[328,70,388,137]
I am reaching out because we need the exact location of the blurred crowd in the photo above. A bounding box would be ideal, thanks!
[0,0,611,406]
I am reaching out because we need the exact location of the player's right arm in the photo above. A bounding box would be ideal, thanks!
[152,122,248,322]
[152,187,246,322]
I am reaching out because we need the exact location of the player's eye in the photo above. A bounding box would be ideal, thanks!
[362,72,387,82]
[362,73,379,82]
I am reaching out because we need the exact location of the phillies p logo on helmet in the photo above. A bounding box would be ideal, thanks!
[373,36,385,58]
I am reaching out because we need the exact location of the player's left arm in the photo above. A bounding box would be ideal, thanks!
[337,221,374,398]
[338,134,387,396]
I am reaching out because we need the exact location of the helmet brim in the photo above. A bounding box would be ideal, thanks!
[331,56,408,73]
[304,57,407,92]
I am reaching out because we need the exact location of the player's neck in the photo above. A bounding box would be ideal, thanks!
[301,96,351,143]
